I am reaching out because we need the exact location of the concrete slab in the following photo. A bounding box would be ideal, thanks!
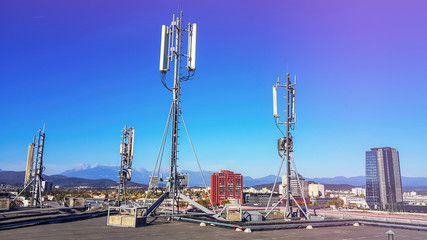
[0,216,427,240]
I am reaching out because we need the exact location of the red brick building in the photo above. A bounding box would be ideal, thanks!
[210,170,243,206]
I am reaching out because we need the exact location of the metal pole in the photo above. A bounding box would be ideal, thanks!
[117,127,125,206]
[169,11,183,219]
[33,128,45,207]
[286,73,292,218]
[32,131,40,206]
[123,128,127,206]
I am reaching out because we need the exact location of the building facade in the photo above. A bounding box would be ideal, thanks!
[340,196,369,209]
[210,170,243,206]
[308,183,325,198]
[280,172,309,197]
[365,147,403,211]
[243,193,280,206]
[351,187,366,197]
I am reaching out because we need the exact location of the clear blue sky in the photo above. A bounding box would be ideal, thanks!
[1,0,426,178]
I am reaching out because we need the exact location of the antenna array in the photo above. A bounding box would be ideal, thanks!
[117,126,135,206]
[142,12,221,220]
[158,12,196,214]
[12,127,46,208]
[267,73,310,220]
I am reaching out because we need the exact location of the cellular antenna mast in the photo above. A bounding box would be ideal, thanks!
[161,11,196,216]
[143,12,220,220]
[117,126,135,206]
[11,127,46,208]
[265,74,310,220]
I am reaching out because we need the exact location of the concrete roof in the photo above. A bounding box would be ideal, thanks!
[1,216,427,240]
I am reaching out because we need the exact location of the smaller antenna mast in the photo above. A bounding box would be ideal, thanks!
[117,126,135,206]
[11,127,47,208]
[266,73,310,220]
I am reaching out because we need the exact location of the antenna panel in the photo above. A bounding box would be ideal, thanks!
[187,23,197,71]
[126,169,132,180]
[129,129,135,162]
[149,176,160,189]
[159,25,169,72]
[24,143,35,184]
[292,89,295,118]
[273,85,278,118]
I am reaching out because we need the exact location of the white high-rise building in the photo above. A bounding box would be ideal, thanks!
[308,183,325,197]
[351,187,366,196]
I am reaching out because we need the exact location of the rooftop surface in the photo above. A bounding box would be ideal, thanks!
[1,216,427,240]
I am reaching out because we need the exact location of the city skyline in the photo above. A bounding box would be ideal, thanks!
[1,1,427,178]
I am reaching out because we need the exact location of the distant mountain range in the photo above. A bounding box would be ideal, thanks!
[308,176,366,186]
[0,171,147,189]
[251,182,360,191]
[59,164,427,188]
[60,164,214,187]
[1,164,426,191]
[59,164,285,187]
[307,176,427,188]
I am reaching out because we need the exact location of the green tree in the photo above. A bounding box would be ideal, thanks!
[178,201,187,208]
[326,198,344,208]
[196,198,210,207]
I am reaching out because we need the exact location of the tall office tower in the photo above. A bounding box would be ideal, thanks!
[366,147,403,211]
[210,170,243,206]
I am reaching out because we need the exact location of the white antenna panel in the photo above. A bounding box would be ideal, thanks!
[130,129,135,160]
[159,25,169,72]
[119,143,124,155]
[187,23,197,71]
[273,85,278,118]
[292,89,295,118]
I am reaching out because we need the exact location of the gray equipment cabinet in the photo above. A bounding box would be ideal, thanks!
[107,206,147,228]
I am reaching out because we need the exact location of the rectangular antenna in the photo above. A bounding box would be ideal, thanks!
[126,169,132,181]
[187,23,197,71]
[159,25,169,72]
[273,85,279,118]
[129,129,135,163]
[292,89,295,119]
[24,143,35,184]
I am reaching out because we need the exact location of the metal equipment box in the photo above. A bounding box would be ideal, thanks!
[243,211,263,221]
[0,198,10,210]
[64,197,85,208]
[107,206,147,228]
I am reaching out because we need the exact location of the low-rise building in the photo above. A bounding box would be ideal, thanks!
[243,193,280,206]
[351,187,366,196]
[308,183,325,197]
[403,191,427,205]
[340,196,368,208]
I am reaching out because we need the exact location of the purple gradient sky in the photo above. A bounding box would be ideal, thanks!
[1,0,426,178]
